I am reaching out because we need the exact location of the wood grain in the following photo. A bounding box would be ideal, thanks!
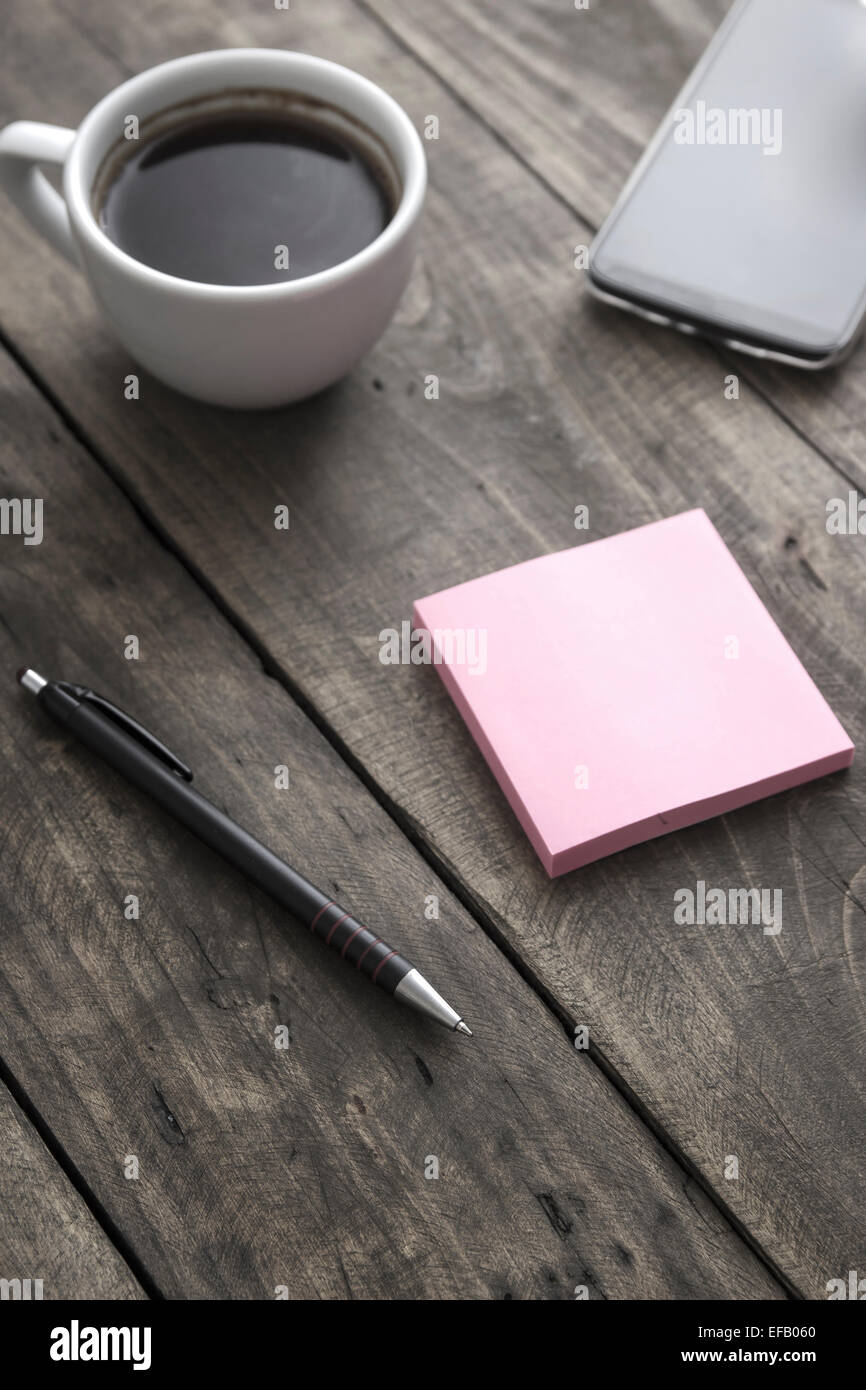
[0,341,781,1299]
[0,1081,144,1299]
[364,0,866,493]
[0,0,860,1297]
[366,0,728,232]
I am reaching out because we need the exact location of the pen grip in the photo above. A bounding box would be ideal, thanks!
[307,901,412,995]
[45,689,414,997]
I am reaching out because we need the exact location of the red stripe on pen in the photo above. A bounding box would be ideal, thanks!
[325,912,350,946]
[340,925,366,959]
[309,901,335,932]
[356,938,381,970]
[371,950,398,984]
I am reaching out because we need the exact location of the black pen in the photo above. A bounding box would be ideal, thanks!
[17,669,471,1035]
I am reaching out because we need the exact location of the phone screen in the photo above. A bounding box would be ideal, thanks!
[590,0,866,357]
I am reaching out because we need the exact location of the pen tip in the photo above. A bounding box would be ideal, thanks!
[15,667,27,684]
[455,1020,472,1036]
[17,669,47,695]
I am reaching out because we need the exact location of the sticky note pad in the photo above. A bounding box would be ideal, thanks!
[413,510,854,877]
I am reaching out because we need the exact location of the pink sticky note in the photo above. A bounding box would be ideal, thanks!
[413,510,854,876]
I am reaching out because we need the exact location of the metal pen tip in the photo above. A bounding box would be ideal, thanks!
[17,668,46,695]
[455,1020,472,1036]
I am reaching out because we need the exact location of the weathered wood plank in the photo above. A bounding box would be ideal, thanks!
[1,0,858,1296]
[0,1080,144,1299]
[364,0,866,493]
[0,342,781,1299]
[367,0,727,232]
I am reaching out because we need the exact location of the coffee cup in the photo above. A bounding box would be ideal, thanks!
[0,49,426,408]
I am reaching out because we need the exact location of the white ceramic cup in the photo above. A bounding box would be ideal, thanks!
[0,50,426,408]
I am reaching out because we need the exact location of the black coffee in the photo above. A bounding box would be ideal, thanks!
[97,104,396,285]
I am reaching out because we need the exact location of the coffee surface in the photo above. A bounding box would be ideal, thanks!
[98,108,394,285]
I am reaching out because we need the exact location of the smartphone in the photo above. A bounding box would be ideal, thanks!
[588,0,866,368]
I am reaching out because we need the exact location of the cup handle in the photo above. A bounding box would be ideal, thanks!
[0,121,78,265]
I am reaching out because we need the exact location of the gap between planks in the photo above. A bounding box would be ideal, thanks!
[0,1051,161,1299]
[354,0,865,505]
[0,326,798,1300]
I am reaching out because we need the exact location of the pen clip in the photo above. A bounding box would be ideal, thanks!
[58,683,193,781]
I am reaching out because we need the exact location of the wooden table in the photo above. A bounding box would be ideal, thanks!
[1,0,863,1301]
